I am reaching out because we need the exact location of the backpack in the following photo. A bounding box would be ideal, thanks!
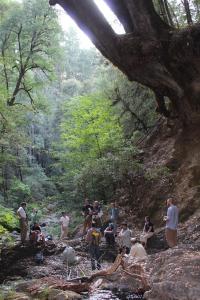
[35,251,44,264]
[91,229,101,246]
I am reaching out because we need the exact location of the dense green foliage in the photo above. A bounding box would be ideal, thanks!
[0,0,199,240]
[3,0,198,234]
[0,0,162,220]
[0,0,60,207]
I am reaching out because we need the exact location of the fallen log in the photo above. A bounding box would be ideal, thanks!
[27,276,89,295]
[90,253,124,279]
[90,254,150,290]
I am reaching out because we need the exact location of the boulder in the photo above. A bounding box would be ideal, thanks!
[144,246,200,300]
[48,289,81,300]
[146,229,168,253]
[62,246,77,265]
[47,204,56,212]
[5,292,31,300]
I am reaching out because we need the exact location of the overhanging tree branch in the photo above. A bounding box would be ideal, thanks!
[50,0,200,124]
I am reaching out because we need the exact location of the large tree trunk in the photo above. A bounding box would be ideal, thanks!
[50,0,200,124]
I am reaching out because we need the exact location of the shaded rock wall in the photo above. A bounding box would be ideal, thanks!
[116,120,200,227]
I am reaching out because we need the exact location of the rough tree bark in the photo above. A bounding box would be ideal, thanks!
[49,0,200,124]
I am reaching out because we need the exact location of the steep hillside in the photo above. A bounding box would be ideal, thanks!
[117,119,200,226]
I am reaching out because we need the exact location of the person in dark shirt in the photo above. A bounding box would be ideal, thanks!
[82,198,93,235]
[104,223,115,246]
[31,223,41,232]
[30,222,45,246]
[86,222,101,270]
[140,216,154,248]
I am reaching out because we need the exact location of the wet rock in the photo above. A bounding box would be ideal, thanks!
[146,229,168,253]
[99,240,118,262]
[15,280,37,292]
[47,289,81,300]
[5,292,31,300]
[47,204,56,212]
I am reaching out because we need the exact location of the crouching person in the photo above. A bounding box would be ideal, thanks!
[140,216,154,248]
[128,238,148,263]
[30,222,45,247]
[86,222,101,271]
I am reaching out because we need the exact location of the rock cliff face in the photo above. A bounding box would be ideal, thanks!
[114,119,200,299]
[117,120,200,226]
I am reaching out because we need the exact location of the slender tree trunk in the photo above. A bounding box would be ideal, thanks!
[163,0,174,27]
[183,0,193,24]
[1,146,8,201]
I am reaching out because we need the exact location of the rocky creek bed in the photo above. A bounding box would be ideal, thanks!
[1,213,200,300]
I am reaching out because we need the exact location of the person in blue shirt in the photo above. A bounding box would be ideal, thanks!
[110,202,119,236]
[164,197,179,247]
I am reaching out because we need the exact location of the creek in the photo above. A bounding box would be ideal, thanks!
[86,289,144,299]
[0,240,144,300]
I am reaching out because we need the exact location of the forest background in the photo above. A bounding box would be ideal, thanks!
[0,0,199,238]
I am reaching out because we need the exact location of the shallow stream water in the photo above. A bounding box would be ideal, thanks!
[85,289,144,300]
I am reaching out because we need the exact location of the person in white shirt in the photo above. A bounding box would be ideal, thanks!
[118,222,132,254]
[60,212,69,240]
[128,238,148,263]
[17,202,28,244]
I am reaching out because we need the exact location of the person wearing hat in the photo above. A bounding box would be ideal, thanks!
[118,222,132,254]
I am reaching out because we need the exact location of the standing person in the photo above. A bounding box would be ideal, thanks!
[110,202,119,236]
[164,198,179,248]
[60,212,69,240]
[92,201,103,228]
[17,202,28,244]
[86,222,101,270]
[118,222,132,254]
[82,198,93,235]
[140,216,154,248]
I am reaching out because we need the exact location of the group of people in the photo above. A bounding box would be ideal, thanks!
[83,197,179,270]
[16,196,179,270]
[17,202,46,247]
[82,199,103,235]
[17,202,70,246]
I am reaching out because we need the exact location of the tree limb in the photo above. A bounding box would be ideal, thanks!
[49,0,121,67]
[104,0,134,33]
